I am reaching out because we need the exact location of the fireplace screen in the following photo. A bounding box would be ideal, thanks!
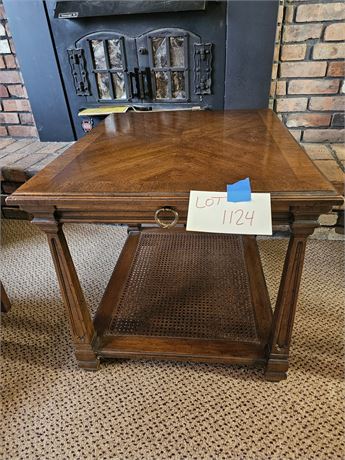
[70,28,207,105]
[90,38,127,100]
[150,35,187,100]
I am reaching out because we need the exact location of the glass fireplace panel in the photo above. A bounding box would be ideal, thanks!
[89,35,129,101]
[169,36,184,67]
[91,40,106,69]
[155,71,169,99]
[152,37,168,68]
[149,33,188,101]
[171,71,185,99]
[96,73,112,100]
[112,72,127,100]
[107,39,123,69]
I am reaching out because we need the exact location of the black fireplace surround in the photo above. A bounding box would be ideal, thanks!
[4,1,278,141]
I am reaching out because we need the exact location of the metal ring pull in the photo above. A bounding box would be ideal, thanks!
[154,207,179,229]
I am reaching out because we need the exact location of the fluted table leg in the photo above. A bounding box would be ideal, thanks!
[265,215,318,381]
[34,216,99,370]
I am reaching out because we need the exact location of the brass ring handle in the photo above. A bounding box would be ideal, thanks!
[154,207,179,229]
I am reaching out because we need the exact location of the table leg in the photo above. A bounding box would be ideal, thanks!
[1,281,11,313]
[265,218,317,381]
[34,218,99,370]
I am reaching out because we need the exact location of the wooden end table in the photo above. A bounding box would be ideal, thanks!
[7,110,342,381]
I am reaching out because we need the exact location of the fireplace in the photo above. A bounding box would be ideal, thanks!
[49,0,227,137]
[4,0,279,141]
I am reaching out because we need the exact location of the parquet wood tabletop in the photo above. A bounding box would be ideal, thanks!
[9,109,339,202]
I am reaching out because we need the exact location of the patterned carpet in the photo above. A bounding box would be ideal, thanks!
[1,220,344,459]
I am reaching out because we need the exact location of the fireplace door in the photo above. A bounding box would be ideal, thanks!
[73,28,201,105]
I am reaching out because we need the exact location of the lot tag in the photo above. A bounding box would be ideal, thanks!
[186,191,272,235]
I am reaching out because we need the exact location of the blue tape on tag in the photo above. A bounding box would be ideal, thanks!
[227,177,252,202]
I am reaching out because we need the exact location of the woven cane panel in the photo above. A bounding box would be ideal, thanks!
[108,232,259,342]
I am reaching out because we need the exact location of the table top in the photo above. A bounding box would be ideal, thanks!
[9,109,341,211]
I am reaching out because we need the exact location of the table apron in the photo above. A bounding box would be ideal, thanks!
[56,205,331,226]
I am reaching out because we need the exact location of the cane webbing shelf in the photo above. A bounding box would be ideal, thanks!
[94,229,273,365]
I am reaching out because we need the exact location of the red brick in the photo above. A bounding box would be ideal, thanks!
[276,97,308,112]
[283,24,323,42]
[288,129,302,142]
[2,99,31,112]
[4,54,16,68]
[0,152,30,170]
[332,145,345,161]
[2,153,50,181]
[26,153,60,177]
[277,3,284,24]
[275,25,282,43]
[0,70,21,84]
[327,62,345,77]
[288,79,340,95]
[0,126,8,137]
[5,140,43,155]
[7,125,38,138]
[270,81,276,98]
[0,84,8,97]
[313,43,345,60]
[284,5,294,23]
[302,143,334,160]
[303,129,344,143]
[273,43,279,62]
[313,160,345,183]
[0,140,36,156]
[309,96,345,111]
[0,112,19,124]
[296,3,345,22]
[324,23,345,41]
[19,113,35,125]
[7,84,26,98]
[286,113,331,128]
[280,62,327,78]
[0,55,5,69]
[0,138,16,149]
[281,44,306,61]
[276,81,286,96]
[37,142,71,154]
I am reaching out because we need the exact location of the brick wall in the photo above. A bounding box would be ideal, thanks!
[271,0,345,143]
[0,2,37,138]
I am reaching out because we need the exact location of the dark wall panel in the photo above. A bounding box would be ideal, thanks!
[3,0,75,141]
[224,1,279,109]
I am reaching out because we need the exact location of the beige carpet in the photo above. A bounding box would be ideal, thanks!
[1,220,344,460]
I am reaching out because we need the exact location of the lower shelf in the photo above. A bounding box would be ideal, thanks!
[94,228,273,365]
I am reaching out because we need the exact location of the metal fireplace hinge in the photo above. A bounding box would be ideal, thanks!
[67,48,90,96]
[194,43,212,95]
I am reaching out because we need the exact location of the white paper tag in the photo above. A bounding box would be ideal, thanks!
[186,191,272,235]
